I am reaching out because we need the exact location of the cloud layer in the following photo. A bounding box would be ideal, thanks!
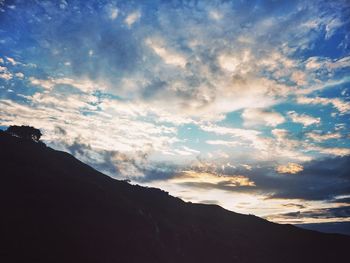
[0,0,349,224]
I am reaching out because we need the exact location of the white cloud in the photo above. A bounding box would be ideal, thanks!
[242,108,285,127]
[29,77,104,93]
[146,38,187,68]
[191,75,291,119]
[200,124,260,142]
[0,66,12,80]
[173,146,200,156]
[297,96,350,114]
[329,56,350,69]
[291,71,307,86]
[325,18,343,39]
[306,132,341,142]
[109,8,119,20]
[59,0,68,9]
[288,111,320,126]
[295,77,350,95]
[200,124,312,162]
[305,56,350,71]
[5,56,19,66]
[208,10,223,21]
[0,92,181,171]
[206,140,241,147]
[271,129,289,140]
[312,147,350,156]
[124,10,141,27]
[218,53,240,72]
[217,50,253,75]
[15,72,24,79]
[305,57,321,70]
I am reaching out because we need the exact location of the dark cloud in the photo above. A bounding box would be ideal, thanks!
[54,126,67,136]
[141,79,167,99]
[265,156,350,200]
[66,137,91,156]
[55,135,350,203]
[330,197,350,204]
[209,156,350,201]
[178,181,256,192]
[282,203,307,209]
[200,200,219,205]
[274,206,350,220]
[139,163,180,182]
[156,156,350,202]
[54,136,179,181]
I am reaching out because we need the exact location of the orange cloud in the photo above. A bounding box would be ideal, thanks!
[172,170,256,187]
[276,163,303,174]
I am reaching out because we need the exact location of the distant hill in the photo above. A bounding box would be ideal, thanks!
[297,222,350,236]
[0,130,349,263]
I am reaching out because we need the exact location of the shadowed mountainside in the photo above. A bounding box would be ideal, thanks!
[0,130,349,263]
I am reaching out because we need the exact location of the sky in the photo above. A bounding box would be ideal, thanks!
[0,0,350,225]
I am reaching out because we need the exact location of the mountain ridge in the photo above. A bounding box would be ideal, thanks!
[0,130,349,263]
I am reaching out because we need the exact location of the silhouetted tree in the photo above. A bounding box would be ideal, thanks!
[6,125,42,142]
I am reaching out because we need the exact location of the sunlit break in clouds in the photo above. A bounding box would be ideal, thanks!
[1,0,350,225]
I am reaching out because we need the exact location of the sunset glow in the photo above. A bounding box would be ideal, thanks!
[1,0,349,225]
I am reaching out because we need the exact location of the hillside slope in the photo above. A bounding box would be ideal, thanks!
[0,130,349,263]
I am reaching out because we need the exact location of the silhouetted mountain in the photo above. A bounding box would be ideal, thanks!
[0,130,349,263]
[297,222,350,236]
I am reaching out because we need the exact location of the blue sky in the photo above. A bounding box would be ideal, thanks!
[1,0,350,224]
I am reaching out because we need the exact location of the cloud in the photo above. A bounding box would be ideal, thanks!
[171,170,256,189]
[146,38,187,68]
[5,56,19,66]
[290,71,307,86]
[186,155,350,202]
[313,147,350,156]
[0,93,180,171]
[200,124,260,142]
[305,56,350,71]
[59,0,68,10]
[1,0,350,222]
[29,77,103,93]
[54,135,153,179]
[266,206,350,224]
[201,125,311,162]
[124,10,141,27]
[306,132,341,142]
[172,146,200,156]
[288,111,321,126]
[217,53,242,73]
[242,108,285,127]
[276,163,304,174]
[205,140,241,147]
[109,8,119,20]
[266,155,350,200]
[297,96,350,114]
[0,66,12,80]
[331,195,350,204]
[208,10,223,21]
[271,129,289,139]
[15,72,24,79]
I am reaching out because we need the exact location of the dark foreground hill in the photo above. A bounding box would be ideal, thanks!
[0,130,349,263]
